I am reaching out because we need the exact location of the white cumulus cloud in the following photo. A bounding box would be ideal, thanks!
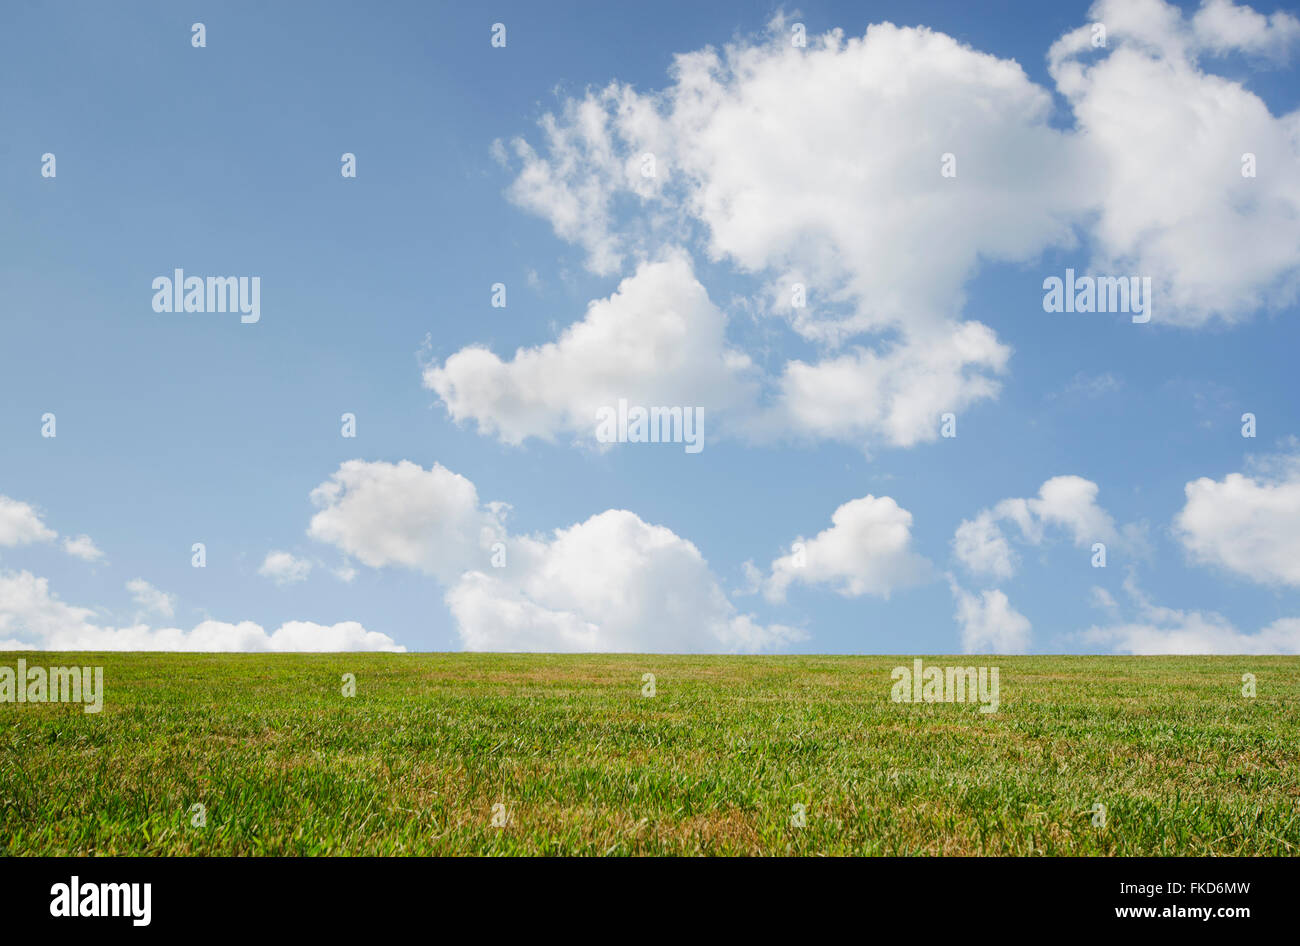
[424,252,759,447]
[505,19,1085,337]
[1050,0,1300,325]
[1175,451,1300,586]
[764,495,931,602]
[451,510,802,652]
[308,460,505,582]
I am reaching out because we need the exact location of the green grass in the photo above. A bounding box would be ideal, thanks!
[1,653,1297,855]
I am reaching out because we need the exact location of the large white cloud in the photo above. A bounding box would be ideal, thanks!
[0,570,402,652]
[1175,451,1300,586]
[424,252,759,447]
[451,510,801,652]
[760,321,1009,448]
[1050,0,1300,325]
[308,460,505,582]
[307,459,801,652]
[953,475,1130,578]
[667,20,1087,340]
[504,18,1085,338]
[764,494,931,602]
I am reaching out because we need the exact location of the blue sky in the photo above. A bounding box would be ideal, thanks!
[3,0,1300,654]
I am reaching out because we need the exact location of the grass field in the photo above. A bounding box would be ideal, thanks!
[1,653,1297,856]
